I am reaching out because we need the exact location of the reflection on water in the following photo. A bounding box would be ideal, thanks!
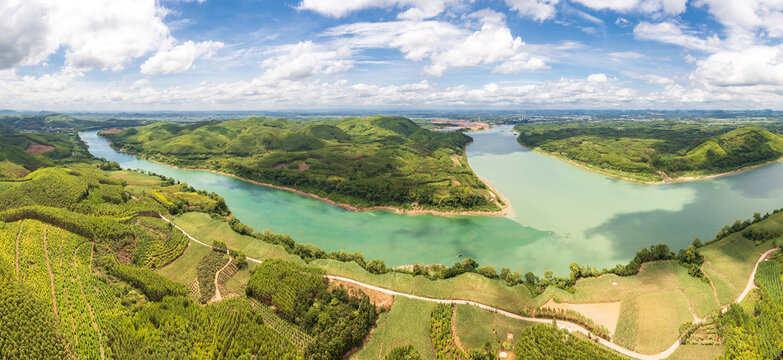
[82,127,783,275]
[468,126,783,272]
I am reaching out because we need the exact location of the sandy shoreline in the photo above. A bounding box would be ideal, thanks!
[105,138,508,217]
[513,135,783,185]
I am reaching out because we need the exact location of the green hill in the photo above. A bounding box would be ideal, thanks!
[0,114,153,131]
[515,121,783,182]
[104,116,501,212]
[0,124,92,177]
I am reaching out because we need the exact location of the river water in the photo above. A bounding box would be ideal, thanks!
[81,126,783,274]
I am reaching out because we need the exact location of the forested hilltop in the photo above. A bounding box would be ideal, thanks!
[103,116,502,213]
[514,121,783,183]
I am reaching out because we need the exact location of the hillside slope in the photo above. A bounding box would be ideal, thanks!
[515,121,783,183]
[104,116,502,213]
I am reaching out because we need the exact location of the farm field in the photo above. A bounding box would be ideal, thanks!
[352,297,438,360]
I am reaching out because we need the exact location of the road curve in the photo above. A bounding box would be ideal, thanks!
[160,214,778,360]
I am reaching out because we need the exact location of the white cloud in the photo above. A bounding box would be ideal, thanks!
[297,0,464,19]
[259,42,354,81]
[634,22,722,52]
[0,70,644,110]
[505,0,560,21]
[0,1,56,69]
[693,0,783,35]
[140,41,224,74]
[587,73,609,82]
[572,0,687,14]
[609,51,645,61]
[325,10,547,76]
[691,46,783,87]
[0,0,173,72]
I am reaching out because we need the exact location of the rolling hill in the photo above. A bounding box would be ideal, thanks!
[103,116,502,212]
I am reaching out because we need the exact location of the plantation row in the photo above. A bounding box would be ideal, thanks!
[514,324,626,360]
[246,259,378,360]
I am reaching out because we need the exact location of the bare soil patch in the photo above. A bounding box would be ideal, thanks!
[329,278,395,310]
[25,143,55,155]
[543,299,622,335]
[102,128,123,134]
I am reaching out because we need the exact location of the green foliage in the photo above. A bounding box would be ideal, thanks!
[385,345,422,360]
[105,116,499,212]
[515,121,783,181]
[514,324,626,360]
[755,260,783,300]
[0,272,68,359]
[246,259,327,320]
[104,258,188,301]
[196,251,228,304]
[246,260,377,360]
[0,114,152,131]
[430,304,469,360]
[717,289,783,360]
[105,297,301,360]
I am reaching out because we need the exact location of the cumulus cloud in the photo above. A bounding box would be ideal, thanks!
[0,0,173,72]
[260,42,354,81]
[691,46,783,87]
[325,10,547,76]
[634,22,722,52]
[141,41,224,74]
[572,0,687,14]
[0,1,55,69]
[297,0,464,19]
[0,69,644,110]
[504,0,560,21]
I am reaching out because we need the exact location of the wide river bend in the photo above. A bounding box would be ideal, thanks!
[81,126,783,274]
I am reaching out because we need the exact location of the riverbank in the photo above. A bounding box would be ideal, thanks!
[139,157,509,217]
[514,135,783,185]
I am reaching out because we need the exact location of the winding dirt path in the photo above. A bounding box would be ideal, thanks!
[735,248,778,304]
[73,242,105,360]
[161,214,779,360]
[210,256,233,303]
[451,306,468,354]
[42,225,59,320]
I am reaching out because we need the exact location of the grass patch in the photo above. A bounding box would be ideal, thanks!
[664,344,725,360]
[173,212,303,263]
[352,297,437,360]
[613,296,638,350]
[634,290,693,354]
[454,304,534,352]
[155,240,211,286]
[675,265,719,318]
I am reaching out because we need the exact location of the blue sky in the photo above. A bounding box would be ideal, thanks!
[2,0,783,110]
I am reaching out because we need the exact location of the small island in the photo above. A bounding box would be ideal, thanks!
[102,116,505,214]
[514,120,783,184]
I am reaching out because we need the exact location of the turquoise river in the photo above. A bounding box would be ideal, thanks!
[81,126,783,275]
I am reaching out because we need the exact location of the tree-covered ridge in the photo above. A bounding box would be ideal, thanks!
[0,124,92,177]
[0,161,381,360]
[246,259,378,360]
[514,121,783,182]
[103,116,501,212]
[0,114,153,131]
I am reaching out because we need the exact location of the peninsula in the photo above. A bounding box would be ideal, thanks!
[102,116,505,214]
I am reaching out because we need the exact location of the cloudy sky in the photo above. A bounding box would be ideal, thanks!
[2,0,783,110]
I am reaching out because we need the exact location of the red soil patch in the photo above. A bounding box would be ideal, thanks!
[329,278,394,310]
[25,143,55,155]
[102,128,123,134]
